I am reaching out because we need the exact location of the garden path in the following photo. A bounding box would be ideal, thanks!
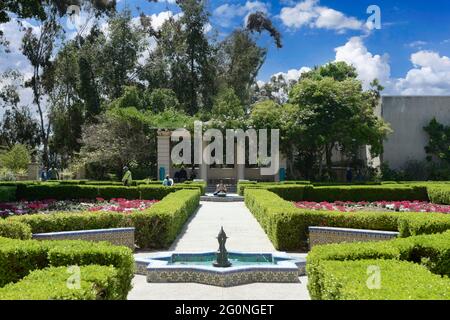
[128,201,310,300]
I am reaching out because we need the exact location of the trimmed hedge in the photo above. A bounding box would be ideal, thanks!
[0,236,134,299]
[245,189,450,250]
[11,182,205,201]
[9,189,201,249]
[0,186,16,202]
[240,183,429,202]
[10,211,127,234]
[0,265,121,300]
[0,220,32,239]
[303,185,429,202]
[129,189,200,248]
[306,231,450,300]
[314,259,450,300]
[427,185,450,205]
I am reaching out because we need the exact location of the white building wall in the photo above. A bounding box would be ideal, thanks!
[380,96,450,169]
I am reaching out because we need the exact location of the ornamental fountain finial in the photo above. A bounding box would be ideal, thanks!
[213,226,232,268]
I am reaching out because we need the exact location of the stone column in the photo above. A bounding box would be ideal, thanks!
[274,156,287,182]
[27,163,39,181]
[157,130,172,180]
[200,140,208,182]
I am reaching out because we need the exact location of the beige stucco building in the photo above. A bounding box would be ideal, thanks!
[376,96,450,170]
[157,96,450,183]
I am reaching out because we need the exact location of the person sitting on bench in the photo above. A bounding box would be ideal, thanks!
[213,180,227,196]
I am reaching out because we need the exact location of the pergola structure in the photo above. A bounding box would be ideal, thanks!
[156,129,286,184]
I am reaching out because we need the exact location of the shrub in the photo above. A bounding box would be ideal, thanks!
[0,186,16,202]
[13,182,205,201]
[0,144,30,172]
[427,185,450,204]
[306,231,450,300]
[0,237,134,299]
[241,183,429,202]
[245,189,450,250]
[17,184,99,201]
[10,211,127,234]
[8,189,201,249]
[303,185,429,202]
[0,265,121,300]
[47,240,134,298]
[0,220,32,239]
[130,189,200,248]
[315,259,450,300]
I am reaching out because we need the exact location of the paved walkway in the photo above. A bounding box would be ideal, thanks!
[128,201,310,300]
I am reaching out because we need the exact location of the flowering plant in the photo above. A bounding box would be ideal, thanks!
[0,198,159,217]
[294,200,450,214]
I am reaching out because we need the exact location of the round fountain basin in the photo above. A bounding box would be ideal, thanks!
[135,251,305,287]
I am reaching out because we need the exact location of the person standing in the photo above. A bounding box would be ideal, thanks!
[346,167,353,183]
[40,167,48,181]
[122,166,132,186]
[162,175,174,186]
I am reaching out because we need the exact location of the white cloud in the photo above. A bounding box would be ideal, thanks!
[271,67,312,82]
[214,1,269,27]
[395,51,450,95]
[256,67,311,103]
[279,0,364,32]
[334,36,390,88]
[407,40,427,48]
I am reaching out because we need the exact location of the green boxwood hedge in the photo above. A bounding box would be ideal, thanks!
[245,189,450,250]
[8,181,205,201]
[314,259,450,300]
[242,184,429,202]
[0,220,32,239]
[427,185,450,205]
[0,236,134,299]
[0,265,121,300]
[129,189,200,248]
[306,231,450,300]
[8,189,201,249]
[0,186,16,202]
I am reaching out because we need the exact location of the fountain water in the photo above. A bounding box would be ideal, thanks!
[135,227,306,287]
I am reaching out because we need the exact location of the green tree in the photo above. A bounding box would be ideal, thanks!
[146,88,180,113]
[0,0,115,51]
[0,106,41,150]
[101,10,146,99]
[218,30,267,107]
[0,70,40,150]
[424,118,450,164]
[179,0,217,114]
[211,87,245,128]
[142,0,217,115]
[21,13,61,167]
[80,107,156,178]
[110,86,146,110]
[0,144,31,172]
[289,62,390,178]
[250,100,300,176]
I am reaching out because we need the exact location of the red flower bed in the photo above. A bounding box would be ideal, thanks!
[294,200,450,214]
[0,198,159,218]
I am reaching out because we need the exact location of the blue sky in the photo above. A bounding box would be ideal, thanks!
[113,0,450,95]
[2,0,450,104]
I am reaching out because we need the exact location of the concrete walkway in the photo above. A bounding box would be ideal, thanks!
[128,201,310,300]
